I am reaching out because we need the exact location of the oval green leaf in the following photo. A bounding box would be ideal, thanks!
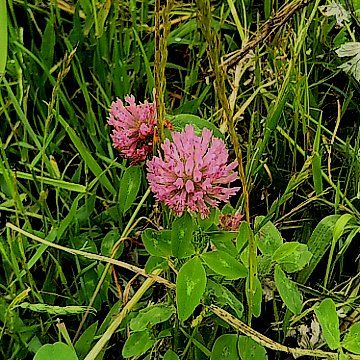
[164,349,180,360]
[273,242,312,273]
[130,304,175,331]
[145,256,168,273]
[122,330,155,358]
[246,276,262,318]
[210,231,237,254]
[255,216,283,255]
[207,279,244,319]
[74,322,98,359]
[314,298,340,350]
[172,212,195,258]
[210,334,239,360]
[297,215,340,283]
[237,221,251,252]
[202,250,247,280]
[274,265,302,315]
[238,336,267,360]
[118,166,141,213]
[170,114,224,139]
[342,322,360,354]
[142,229,172,257]
[176,257,207,321]
[34,342,79,360]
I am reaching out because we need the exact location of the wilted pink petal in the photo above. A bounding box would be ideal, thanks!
[219,213,244,231]
[108,95,157,163]
[146,125,240,218]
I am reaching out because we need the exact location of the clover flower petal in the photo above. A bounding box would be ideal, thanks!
[146,125,240,218]
[108,95,156,163]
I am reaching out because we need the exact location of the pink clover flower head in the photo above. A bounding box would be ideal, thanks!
[108,95,157,163]
[218,213,244,231]
[146,125,240,218]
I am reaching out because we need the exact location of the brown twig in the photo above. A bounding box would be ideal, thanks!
[210,305,360,359]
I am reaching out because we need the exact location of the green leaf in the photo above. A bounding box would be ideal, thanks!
[274,265,302,315]
[237,221,251,252]
[101,230,120,257]
[145,256,168,273]
[339,353,350,360]
[198,208,219,231]
[297,215,340,283]
[246,276,262,318]
[255,216,283,255]
[34,342,79,360]
[130,304,175,331]
[210,334,239,360]
[342,322,360,354]
[238,336,267,360]
[172,212,195,258]
[0,0,7,77]
[272,242,312,273]
[118,166,141,213]
[122,331,155,358]
[74,322,98,360]
[142,229,172,257]
[207,279,244,319]
[57,115,116,195]
[170,114,224,139]
[97,301,122,335]
[333,214,353,242]
[164,349,180,360]
[40,15,56,69]
[314,298,340,350]
[176,257,207,321]
[210,231,238,254]
[202,250,247,280]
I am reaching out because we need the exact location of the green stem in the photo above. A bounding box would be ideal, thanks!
[74,187,151,340]
[84,269,162,360]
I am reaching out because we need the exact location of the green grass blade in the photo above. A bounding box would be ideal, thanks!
[0,0,7,77]
[57,114,116,195]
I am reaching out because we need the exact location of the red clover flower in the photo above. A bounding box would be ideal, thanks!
[146,125,240,218]
[108,95,157,163]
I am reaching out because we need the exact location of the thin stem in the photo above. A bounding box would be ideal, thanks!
[74,187,151,340]
[84,269,162,360]
[209,305,360,360]
[6,221,174,289]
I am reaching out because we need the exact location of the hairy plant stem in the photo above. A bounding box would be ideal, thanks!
[196,0,254,324]
[154,0,173,141]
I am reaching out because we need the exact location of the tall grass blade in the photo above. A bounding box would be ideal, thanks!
[0,0,7,77]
